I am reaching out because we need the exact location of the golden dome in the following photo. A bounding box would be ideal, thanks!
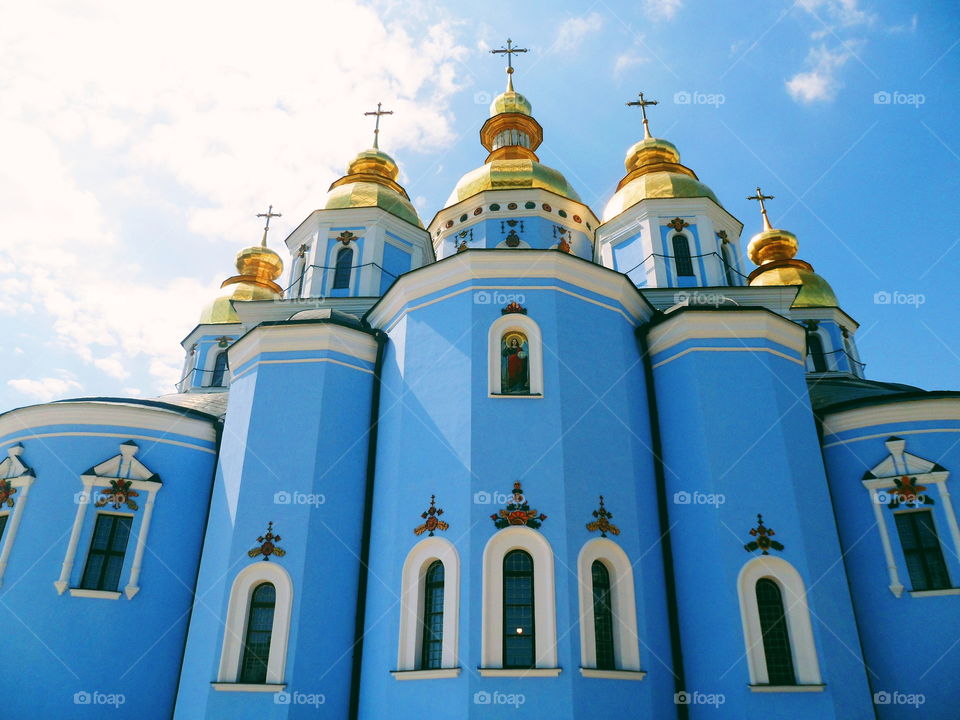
[602,134,719,222]
[325,148,423,227]
[199,244,285,324]
[490,89,532,117]
[447,159,581,205]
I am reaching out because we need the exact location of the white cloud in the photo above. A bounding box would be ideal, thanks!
[555,12,604,52]
[798,0,874,29]
[0,0,467,399]
[786,45,854,103]
[8,374,83,403]
[643,0,682,21]
[614,51,649,76]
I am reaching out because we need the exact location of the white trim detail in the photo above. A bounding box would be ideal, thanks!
[821,399,960,437]
[218,562,294,685]
[577,538,641,671]
[481,526,557,669]
[477,667,562,677]
[397,537,460,672]
[390,668,461,680]
[910,588,960,598]
[737,556,821,686]
[579,668,647,680]
[68,588,121,600]
[55,442,162,598]
[488,314,544,397]
[749,684,825,693]
[0,444,35,588]
[211,683,286,693]
[647,309,806,358]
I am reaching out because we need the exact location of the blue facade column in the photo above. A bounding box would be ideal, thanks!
[646,308,873,718]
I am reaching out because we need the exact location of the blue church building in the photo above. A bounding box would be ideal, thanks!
[1,58,958,719]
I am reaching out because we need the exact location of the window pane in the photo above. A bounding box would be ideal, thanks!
[0,514,7,543]
[895,511,951,591]
[420,560,445,670]
[240,582,276,683]
[756,578,795,685]
[333,248,353,289]
[592,560,616,670]
[503,550,535,668]
[673,235,695,276]
[80,514,133,591]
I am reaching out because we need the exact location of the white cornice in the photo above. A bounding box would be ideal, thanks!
[0,403,217,445]
[597,196,744,241]
[822,398,960,437]
[366,251,655,331]
[228,321,379,375]
[283,206,430,254]
[646,309,806,357]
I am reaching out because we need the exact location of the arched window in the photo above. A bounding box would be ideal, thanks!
[755,579,795,685]
[501,331,530,395]
[672,234,695,277]
[503,550,535,668]
[488,314,544,397]
[420,561,445,670]
[210,351,228,387]
[591,561,615,670]
[239,582,276,683]
[806,332,828,372]
[333,247,353,290]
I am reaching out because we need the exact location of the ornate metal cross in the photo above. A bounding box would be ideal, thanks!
[364,102,394,149]
[491,38,529,76]
[746,186,775,229]
[256,205,282,246]
[626,92,659,139]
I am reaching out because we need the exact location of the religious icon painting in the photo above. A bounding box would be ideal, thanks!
[501,331,530,394]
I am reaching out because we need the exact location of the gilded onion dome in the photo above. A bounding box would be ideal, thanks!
[746,191,838,308]
[199,242,284,324]
[446,72,580,205]
[602,129,719,222]
[325,147,423,228]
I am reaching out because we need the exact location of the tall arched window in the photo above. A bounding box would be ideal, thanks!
[756,579,796,685]
[420,560,445,670]
[239,582,276,683]
[591,561,615,669]
[672,234,695,277]
[210,351,228,387]
[806,332,828,372]
[333,247,353,290]
[503,550,535,669]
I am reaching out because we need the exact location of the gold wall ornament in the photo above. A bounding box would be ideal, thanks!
[414,495,449,536]
[248,521,286,561]
[215,336,232,348]
[586,495,620,537]
[338,230,357,245]
[743,514,784,555]
[716,230,728,241]
[666,217,690,232]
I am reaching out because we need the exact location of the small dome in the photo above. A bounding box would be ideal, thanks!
[199,244,285,325]
[325,181,422,227]
[603,172,719,222]
[490,90,532,117]
[624,137,681,170]
[235,245,284,284]
[446,158,581,206]
[344,148,400,181]
[749,264,838,308]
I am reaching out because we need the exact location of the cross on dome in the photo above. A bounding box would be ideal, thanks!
[364,102,394,149]
[256,205,282,247]
[746,186,776,231]
[491,38,529,91]
[626,91,659,140]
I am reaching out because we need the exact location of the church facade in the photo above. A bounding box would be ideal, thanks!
[2,59,958,720]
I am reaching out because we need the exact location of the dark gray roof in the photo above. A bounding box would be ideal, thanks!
[808,375,960,414]
[151,392,230,419]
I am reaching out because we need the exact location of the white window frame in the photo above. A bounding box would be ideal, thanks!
[737,555,822,687]
[215,561,293,689]
[0,444,35,589]
[393,536,460,679]
[55,441,162,599]
[577,538,643,677]
[480,526,559,675]
[487,313,544,398]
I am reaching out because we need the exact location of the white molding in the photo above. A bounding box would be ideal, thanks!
[0,444,34,588]
[397,537,460,672]
[0,402,217,446]
[481,526,557,669]
[477,667,562,677]
[390,668,461,680]
[579,668,647,680]
[651,345,804,370]
[737,556,821,686]
[228,321,378,379]
[211,683,286,693]
[821,399,960,437]
[68,588,121,600]
[218,562,294,685]
[749,684,826,693]
[647,310,806,358]
[576,538,641,672]
[487,314,544,397]
[910,588,960,598]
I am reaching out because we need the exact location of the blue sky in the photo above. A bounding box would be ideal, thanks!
[1,0,957,409]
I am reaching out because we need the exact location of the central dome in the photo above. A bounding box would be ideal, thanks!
[446,159,581,205]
